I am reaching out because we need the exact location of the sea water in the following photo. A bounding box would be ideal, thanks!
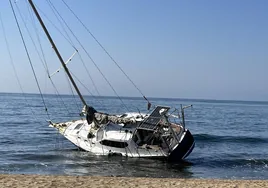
[0,93,267,179]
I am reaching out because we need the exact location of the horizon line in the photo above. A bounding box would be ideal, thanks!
[1,91,268,104]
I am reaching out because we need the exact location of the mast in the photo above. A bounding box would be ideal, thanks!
[28,0,87,106]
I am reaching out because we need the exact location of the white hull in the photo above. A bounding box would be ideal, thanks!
[50,112,195,160]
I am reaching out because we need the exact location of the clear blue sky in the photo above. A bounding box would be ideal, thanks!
[0,0,267,101]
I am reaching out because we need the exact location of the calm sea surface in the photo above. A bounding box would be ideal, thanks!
[0,93,267,179]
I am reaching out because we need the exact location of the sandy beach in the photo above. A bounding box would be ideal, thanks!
[0,174,267,188]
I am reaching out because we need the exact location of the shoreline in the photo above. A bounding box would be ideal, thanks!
[0,174,267,188]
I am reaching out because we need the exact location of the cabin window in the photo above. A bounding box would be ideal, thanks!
[74,123,83,130]
[133,129,162,146]
[100,140,128,148]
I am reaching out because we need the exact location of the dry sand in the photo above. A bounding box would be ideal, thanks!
[0,174,267,188]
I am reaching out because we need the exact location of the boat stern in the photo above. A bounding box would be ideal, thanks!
[168,129,195,161]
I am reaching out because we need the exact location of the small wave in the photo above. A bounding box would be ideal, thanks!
[190,156,268,169]
[194,133,268,144]
[12,153,68,161]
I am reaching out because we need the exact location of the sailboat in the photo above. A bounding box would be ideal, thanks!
[14,0,195,161]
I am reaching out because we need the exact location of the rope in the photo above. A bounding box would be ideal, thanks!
[9,0,50,119]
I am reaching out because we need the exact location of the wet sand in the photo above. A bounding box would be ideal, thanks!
[0,174,267,188]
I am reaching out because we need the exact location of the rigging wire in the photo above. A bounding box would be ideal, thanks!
[15,2,50,78]
[76,52,104,104]
[63,70,82,113]
[61,0,151,107]
[69,70,103,106]
[49,0,131,112]
[30,2,82,113]
[9,0,50,119]
[42,0,92,112]
[29,7,72,115]
[17,1,73,116]
[26,2,50,75]
[46,0,102,102]
[27,7,73,115]
[34,4,76,50]
[0,11,38,121]
[46,0,75,48]
[45,0,107,103]
[34,2,86,113]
